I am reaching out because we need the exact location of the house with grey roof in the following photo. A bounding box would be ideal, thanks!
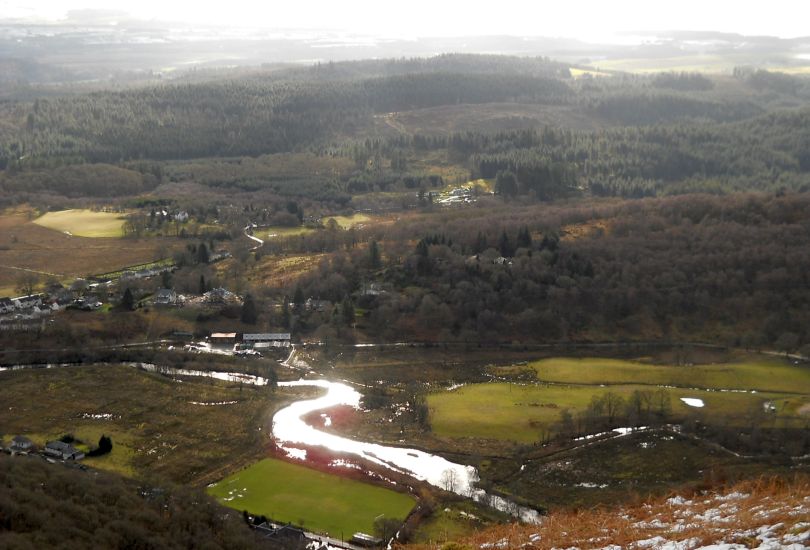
[44,440,85,461]
[242,333,291,348]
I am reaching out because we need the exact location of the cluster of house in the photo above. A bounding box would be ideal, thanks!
[210,332,291,350]
[155,287,241,307]
[120,265,175,282]
[252,521,381,550]
[4,435,85,461]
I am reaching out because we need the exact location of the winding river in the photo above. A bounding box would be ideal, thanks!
[274,379,539,523]
[3,361,539,522]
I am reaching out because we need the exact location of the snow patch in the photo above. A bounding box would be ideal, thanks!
[680,397,705,408]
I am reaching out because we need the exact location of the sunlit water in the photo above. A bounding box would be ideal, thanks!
[2,362,538,522]
[274,379,540,522]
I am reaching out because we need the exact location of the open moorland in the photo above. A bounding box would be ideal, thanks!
[0,363,292,483]
[208,458,416,537]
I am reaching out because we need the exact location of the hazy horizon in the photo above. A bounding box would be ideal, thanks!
[2,0,809,44]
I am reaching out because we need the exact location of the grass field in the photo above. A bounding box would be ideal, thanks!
[428,382,809,443]
[32,209,128,238]
[0,364,281,483]
[207,458,416,537]
[528,357,810,394]
[264,225,316,239]
[322,213,372,229]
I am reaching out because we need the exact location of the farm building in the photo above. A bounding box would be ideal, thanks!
[210,332,237,345]
[43,440,85,461]
[243,333,291,348]
[9,435,34,454]
[12,294,43,309]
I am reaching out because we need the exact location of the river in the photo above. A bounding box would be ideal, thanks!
[2,361,539,522]
[273,379,540,523]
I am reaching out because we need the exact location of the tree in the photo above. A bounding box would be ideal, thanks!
[121,288,135,311]
[15,272,40,297]
[241,294,258,324]
[196,243,210,264]
[440,469,458,492]
[281,299,290,329]
[498,230,514,257]
[341,295,355,326]
[368,239,381,269]
[88,435,113,456]
[495,170,518,198]
[292,287,305,313]
[199,274,207,295]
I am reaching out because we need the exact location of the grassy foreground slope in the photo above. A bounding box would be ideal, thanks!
[407,476,810,549]
[207,458,416,537]
[0,454,259,549]
[0,364,274,483]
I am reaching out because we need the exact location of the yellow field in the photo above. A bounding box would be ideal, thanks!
[570,67,613,78]
[321,213,372,229]
[33,209,128,238]
[264,226,316,238]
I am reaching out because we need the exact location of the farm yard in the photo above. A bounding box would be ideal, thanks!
[207,458,416,538]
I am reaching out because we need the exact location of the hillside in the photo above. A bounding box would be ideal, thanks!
[407,477,810,549]
[0,454,262,549]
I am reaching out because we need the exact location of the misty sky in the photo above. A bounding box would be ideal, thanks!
[1,0,808,42]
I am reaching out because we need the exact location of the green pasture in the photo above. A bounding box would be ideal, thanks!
[428,382,809,443]
[527,357,810,394]
[321,213,372,229]
[264,225,316,239]
[207,458,415,537]
[32,209,128,237]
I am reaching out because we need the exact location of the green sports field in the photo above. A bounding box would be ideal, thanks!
[207,458,416,537]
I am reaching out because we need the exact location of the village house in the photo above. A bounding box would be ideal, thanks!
[305,298,332,312]
[154,288,177,306]
[43,440,85,461]
[0,297,14,315]
[242,333,291,349]
[10,435,34,454]
[204,287,241,305]
[12,293,43,310]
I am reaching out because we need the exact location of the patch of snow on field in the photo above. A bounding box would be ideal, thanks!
[281,446,308,460]
[680,397,705,408]
[188,400,238,406]
[81,412,117,419]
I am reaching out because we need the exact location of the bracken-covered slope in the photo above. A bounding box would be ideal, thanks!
[406,477,810,550]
